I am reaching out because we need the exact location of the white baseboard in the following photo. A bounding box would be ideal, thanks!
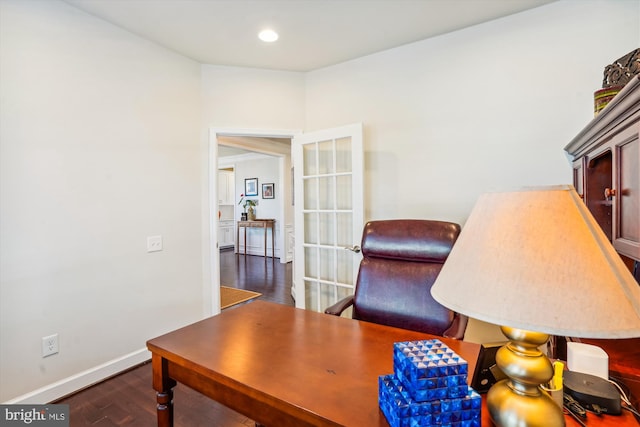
[3,348,151,404]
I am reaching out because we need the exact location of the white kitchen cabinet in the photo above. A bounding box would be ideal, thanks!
[218,220,235,248]
[218,170,235,205]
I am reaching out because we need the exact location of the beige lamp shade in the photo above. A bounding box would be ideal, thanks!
[431,185,640,339]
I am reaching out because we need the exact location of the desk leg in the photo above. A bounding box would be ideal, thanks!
[264,224,267,260]
[152,353,176,427]
[156,390,173,427]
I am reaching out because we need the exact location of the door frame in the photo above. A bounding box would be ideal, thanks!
[207,127,300,316]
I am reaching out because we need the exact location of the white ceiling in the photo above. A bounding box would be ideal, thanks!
[64,0,556,72]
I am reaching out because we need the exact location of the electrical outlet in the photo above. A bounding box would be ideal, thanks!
[147,235,163,252]
[42,334,59,357]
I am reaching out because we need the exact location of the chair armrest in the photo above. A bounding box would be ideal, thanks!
[443,313,469,340]
[324,296,355,316]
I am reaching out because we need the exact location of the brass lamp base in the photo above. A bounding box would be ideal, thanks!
[487,326,565,427]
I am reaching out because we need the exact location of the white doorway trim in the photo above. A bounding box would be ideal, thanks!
[207,127,301,316]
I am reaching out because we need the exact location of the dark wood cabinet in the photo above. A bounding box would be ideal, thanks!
[563,76,640,411]
[565,75,640,267]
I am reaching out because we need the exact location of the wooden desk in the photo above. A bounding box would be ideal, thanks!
[237,219,275,259]
[147,301,639,427]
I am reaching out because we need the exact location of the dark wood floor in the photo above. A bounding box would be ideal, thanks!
[219,248,294,306]
[57,248,293,426]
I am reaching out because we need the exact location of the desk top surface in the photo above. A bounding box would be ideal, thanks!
[147,301,638,426]
[148,301,481,426]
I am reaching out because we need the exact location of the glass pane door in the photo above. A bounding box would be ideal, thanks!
[293,124,363,312]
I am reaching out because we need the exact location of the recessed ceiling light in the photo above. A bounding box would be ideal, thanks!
[258,29,279,43]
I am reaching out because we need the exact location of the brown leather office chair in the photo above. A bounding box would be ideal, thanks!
[324,219,468,339]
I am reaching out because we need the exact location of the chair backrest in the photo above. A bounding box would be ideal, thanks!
[351,219,467,339]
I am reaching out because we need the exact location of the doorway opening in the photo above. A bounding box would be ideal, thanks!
[209,128,299,314]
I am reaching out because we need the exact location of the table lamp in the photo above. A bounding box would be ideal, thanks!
[430,185,640,427]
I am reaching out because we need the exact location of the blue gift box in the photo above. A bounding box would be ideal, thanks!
[379,339,481,426]
[379,375,481,427]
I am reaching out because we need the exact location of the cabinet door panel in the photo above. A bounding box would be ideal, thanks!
[218,171,235,205]
[218,221,235,247]
[586,150,613,240]
[573,159,585,198]
[615,125,640,260]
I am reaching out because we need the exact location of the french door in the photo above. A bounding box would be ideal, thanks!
[292,123,364,312]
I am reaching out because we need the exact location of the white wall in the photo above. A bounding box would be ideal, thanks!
[233,156,282,256]
[305,0,639,226]
[234,156,281,223]
[304,0,639,342]
[0,0,203,402]
[201,65,305,130]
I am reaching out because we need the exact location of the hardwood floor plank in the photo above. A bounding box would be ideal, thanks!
[219,248,294,306]
[58,249,293,426]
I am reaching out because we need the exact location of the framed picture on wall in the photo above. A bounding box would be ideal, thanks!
[245,178,258,196]
[262,183,275,199]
